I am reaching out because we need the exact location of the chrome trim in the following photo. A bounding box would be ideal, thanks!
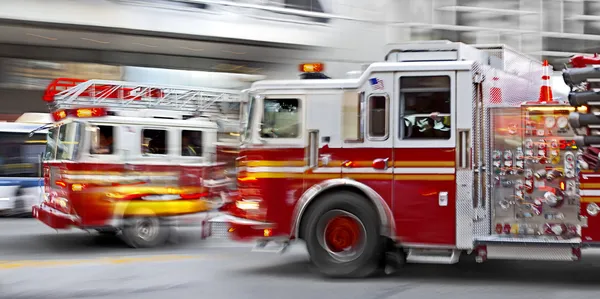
[35,204,80,222]
[457,129,471,169]
[208,214,273,226]
[291,178,396,239]
[400,242,457,249]
[307,130,319,169]
[203,178,233,188]
[366,93,390,141]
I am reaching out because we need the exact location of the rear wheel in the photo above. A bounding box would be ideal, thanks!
[303,191,384,278]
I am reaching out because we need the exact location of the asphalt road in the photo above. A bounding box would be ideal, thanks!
[1,218,600,299]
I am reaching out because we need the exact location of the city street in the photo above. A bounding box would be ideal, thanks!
[1,218,600,299]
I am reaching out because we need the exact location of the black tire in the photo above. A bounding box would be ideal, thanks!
[303,191,384,278]
[120,216,170,248]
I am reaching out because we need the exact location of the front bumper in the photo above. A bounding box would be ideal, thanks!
[32,203,79,229]
[209,214,274,241]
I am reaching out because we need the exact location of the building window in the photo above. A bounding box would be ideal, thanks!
[142,129,168,155]
[367,95,388,139]
[181,130,203,157]
[400,76,451,140]
[90,125,115,155]
[260,98,301,139]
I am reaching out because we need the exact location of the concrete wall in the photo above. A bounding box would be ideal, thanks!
[0,0,334,47]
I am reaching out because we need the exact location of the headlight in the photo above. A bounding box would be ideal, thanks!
[235,199,261,210]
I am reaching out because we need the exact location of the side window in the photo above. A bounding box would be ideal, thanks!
[260,98,300,139]
[142,129,168,155]
[181,130,203,157]
[367,95,389,139]
[400,76,451,140]
[342,91,364,142]
[90,125,115,155]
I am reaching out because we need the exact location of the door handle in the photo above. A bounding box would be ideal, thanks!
[372,158,389,170]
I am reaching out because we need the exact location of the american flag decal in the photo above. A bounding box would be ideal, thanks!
[369,77,384,90]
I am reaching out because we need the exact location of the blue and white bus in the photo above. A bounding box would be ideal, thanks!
[0,121,48,216]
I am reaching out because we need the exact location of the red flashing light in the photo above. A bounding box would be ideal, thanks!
[299,63,324,73]
[52,110,67,121]
[51,107,107,122]
[71,107,107,118]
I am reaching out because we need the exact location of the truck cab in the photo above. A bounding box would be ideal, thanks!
[33,78,240,248]
[222,41,593,278]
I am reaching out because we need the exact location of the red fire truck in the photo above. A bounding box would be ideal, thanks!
[219,41,600,277]
[32,78,241,248]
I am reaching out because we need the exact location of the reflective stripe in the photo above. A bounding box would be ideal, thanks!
[246,167,455,174]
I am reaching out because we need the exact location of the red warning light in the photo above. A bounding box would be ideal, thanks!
[52,110,67,121]
[70,107,107,118]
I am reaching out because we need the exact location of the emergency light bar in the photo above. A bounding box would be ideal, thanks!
[299,63,324,73]
[299,63,330,80]
[52,107,108,121]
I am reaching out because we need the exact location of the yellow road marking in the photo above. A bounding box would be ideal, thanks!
[0,254,215,270]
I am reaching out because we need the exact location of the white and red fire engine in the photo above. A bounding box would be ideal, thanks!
[218,40,600,277]
[32,78,242,248]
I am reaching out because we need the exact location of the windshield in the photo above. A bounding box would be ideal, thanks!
[45,122,82,161]
[242,94,255,142]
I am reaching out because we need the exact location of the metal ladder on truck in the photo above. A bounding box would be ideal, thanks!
[42,78,244,118]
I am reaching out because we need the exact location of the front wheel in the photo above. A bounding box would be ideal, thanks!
[120,216,170,248]
[303,191,384,278]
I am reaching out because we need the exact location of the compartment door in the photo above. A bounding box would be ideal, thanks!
[393,71,457,246]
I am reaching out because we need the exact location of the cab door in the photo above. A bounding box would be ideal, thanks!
[393,72,457,246]
[341,72,395,212]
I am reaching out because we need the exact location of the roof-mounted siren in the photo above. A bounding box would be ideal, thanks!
[560,55,600,147]
[299,63,330,79]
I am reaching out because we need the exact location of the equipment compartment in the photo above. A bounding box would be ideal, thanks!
[489,105,583,239]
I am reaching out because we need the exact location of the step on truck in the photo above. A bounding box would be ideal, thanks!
[217,40,600,277]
